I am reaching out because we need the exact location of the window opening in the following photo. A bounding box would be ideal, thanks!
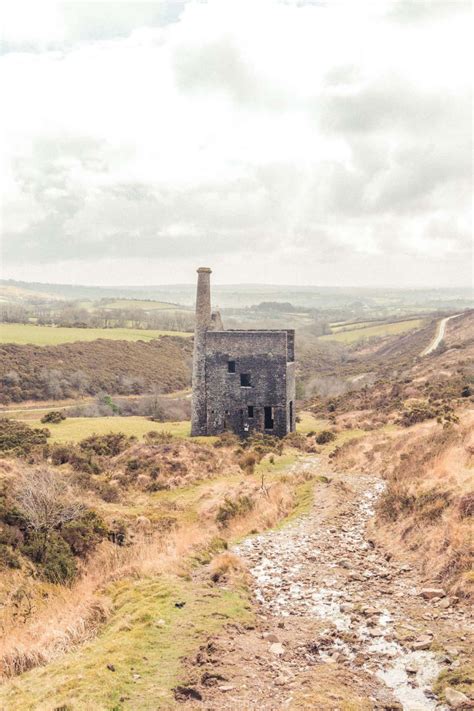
[240,373,251,387]
[289,401,293,431]
[248,406,254,418]
[228,360,236,373]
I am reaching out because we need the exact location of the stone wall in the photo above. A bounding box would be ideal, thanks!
[204,330,295,438]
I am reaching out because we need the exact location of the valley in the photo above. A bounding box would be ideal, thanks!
[0,289,472,710]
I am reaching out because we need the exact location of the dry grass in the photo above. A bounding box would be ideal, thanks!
[209,551,247,583]
[0,455,313,681]
[332,410,474,595]
[289,663,374,709]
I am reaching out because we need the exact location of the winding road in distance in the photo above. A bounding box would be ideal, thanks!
[421,313,462,356]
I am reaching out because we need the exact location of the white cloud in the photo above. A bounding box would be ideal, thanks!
[0,0,471,286]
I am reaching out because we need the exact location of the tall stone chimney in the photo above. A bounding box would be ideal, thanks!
[191,267,212,435]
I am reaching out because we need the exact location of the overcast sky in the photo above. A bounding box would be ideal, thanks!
[0,0,471,287]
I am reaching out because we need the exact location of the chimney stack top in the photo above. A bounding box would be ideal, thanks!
[197,267,212,273]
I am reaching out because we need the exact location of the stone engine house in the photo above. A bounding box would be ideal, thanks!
[191,267,296,438]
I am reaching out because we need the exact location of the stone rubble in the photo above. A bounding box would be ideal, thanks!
[233,461,473,711]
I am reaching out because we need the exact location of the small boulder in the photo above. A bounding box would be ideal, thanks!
[438,598,451,609]
[420,588,446,600]
[444,686,473,709]
[269,642,285,656]
[412,635,432,651]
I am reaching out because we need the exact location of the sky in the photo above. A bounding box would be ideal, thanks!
[0,0,472,287]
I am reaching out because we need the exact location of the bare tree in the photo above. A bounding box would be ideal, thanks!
[14,468,85,554]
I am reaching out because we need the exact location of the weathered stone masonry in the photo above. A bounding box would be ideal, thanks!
[191,267,296,438]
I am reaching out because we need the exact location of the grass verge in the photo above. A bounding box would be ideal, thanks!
[0,573,252,711]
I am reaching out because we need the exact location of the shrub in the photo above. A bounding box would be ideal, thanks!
[243,433,283,458]
[315,430,336,445]
[61,510,108,557]
[414,490,451,522]
[93,480,120,503]
[238,453,257,475]
[0,544,21,569]
[144,430,175,444]
[22,532,76,584]
[79,432,135,457]
[283,432,307,450]
[41,411,66,424]
[0,418,50,456]
[49,443,102,475]
[216,495,254,528]
[378,485,416,522]
[213,432,240,449]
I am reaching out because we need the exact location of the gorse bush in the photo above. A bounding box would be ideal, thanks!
[22,532,77,584]
[0,418,50,456]
[399,400,458,427]
[61,510,108,557]
[49,444,101,474]
[79,432,135,457]
[378,485,451,524]
[216,495,254,528]
[0,467,108,582]
[315,430,336,445]
[41,411,66,424]
[143,430,175,444]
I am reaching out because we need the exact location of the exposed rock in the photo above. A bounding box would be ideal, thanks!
[269,643,285,656]
[420,588,446,600]
[439,598,452,609]
[445,686,473,709]
[173,686,203,702]
[412,635,432,650]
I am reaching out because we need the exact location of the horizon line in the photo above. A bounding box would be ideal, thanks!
[1,278,472,291]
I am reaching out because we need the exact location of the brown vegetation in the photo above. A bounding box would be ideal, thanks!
[0,436,309,679]
[0,336,192,403]
[332,412,474,596]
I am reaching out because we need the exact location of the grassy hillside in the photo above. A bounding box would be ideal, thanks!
[0,323,191,346]
[0,423,319,707]
[332,411,473,596]
[0,337,193,404]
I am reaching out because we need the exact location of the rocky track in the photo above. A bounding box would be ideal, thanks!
[183,458,473,710]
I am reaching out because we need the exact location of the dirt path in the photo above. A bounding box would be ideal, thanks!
[421,314,462,356]
[181,457,473,710]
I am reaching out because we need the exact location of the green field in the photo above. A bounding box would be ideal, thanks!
[0,323,192,346]
[330,320,383,332]
[320,318,425,343]
[17,416,195,443]
[12,410,326,445]
[99,299,189,311]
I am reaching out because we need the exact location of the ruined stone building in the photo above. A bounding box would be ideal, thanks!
[191,267,296,438]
